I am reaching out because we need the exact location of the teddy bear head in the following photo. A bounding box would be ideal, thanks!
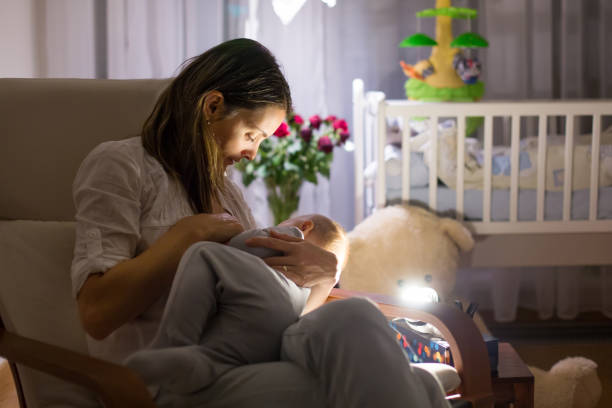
[340,205,474,302]
[530,357,601,408]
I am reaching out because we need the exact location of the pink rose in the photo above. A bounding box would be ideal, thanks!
[292,114,304,125]
[325,115,337,123]
[317,135,333,153]
[338,131,350,145]
[309,115,322,130]
[300,128,313,143]
[333,119,348,132]
[274,122,290,138]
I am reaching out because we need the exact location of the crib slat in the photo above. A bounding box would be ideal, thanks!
[536,115,547,222]
[401,116,411,202]
[483,115,493,223]
[510,114,520,222]
[429,116,438,210]
[352,79,365,224]
[562,115,574,221]
[590,114,601,220]
[365,93,384,217]
[456,115,465,220]
[376,100,387,209]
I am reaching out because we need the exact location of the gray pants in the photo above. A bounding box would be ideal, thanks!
[126,242,449,408]
[125,242,309,396]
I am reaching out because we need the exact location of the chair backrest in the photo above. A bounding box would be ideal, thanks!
[0,78,170,407]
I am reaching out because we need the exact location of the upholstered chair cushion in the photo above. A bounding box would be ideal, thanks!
[0,220,98,407]
[0,78,169,222]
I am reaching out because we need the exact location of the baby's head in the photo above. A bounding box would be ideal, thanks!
[278,214,349,269]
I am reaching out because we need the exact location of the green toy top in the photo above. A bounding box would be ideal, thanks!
[416,7,477,19]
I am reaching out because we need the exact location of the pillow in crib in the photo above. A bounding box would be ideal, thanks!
[363,145,430,189]
[418,122,612,191]
[384,145,429,188]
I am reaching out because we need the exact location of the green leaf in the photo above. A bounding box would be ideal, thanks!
[287,140,302,154]
[284,161,301,173]
[242,172,255,186]
[234,160,246,172]
[399,33,437,48]
[304,170,317,184]
[245,161,255,173]
[451,32,489,48]
[272,155,283,167]
[256,166,268,178]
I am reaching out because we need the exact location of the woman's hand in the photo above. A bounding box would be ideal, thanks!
[172,212,245,245]
[245,230,339,288]
[77,212,244,340]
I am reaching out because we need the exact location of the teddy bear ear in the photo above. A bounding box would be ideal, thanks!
[439,218,475,252]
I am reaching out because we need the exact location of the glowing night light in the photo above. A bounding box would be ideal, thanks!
[400,286,439,304]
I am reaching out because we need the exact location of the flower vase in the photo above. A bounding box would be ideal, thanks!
[265,177,302,225]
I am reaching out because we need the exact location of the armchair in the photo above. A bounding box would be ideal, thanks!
[0,78,493,408]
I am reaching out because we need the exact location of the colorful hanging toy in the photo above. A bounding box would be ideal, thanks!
[398,0,489,102]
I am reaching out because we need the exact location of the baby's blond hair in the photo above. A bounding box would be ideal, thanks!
[303,214,349,269]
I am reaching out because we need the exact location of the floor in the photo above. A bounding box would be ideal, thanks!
[482,308,612,408]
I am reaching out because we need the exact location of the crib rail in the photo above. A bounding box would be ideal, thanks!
[353,79,612,234]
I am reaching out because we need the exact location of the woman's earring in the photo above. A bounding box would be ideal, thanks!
[207,120,211,125]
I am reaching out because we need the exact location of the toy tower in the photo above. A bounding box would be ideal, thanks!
[400,0,488,103]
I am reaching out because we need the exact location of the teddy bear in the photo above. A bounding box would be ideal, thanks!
[529,357,601,408]
[340,204,474,305]
[340,204,492,336]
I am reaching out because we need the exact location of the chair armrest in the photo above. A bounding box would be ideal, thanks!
[0,328,156,408]
[327,288,494,408]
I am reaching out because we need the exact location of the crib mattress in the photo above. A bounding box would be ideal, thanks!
[386,186,612,221]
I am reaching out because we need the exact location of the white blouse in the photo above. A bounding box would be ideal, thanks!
[71,136,256,363]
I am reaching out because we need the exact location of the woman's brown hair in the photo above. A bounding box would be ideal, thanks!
[142,38,292,213]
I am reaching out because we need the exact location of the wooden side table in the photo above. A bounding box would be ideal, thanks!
[492,342,534,408]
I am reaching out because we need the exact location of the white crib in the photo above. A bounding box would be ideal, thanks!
[352,79,612,268]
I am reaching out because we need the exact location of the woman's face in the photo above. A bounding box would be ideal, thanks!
[213,105,286,168]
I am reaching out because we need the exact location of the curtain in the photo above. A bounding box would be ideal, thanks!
[0,0,224,79]
[2,0,610,321]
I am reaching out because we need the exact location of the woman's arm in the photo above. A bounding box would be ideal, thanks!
[78,213,243,340]
[244,230,340,312]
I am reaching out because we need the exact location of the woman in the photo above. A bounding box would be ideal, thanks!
[71,38,448,408]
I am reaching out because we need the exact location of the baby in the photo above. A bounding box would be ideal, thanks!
[124,214,348,401]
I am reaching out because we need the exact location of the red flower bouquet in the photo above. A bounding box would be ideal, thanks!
[236,113,352,224]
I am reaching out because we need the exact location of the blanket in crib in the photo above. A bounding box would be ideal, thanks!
[411,121,612,191]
